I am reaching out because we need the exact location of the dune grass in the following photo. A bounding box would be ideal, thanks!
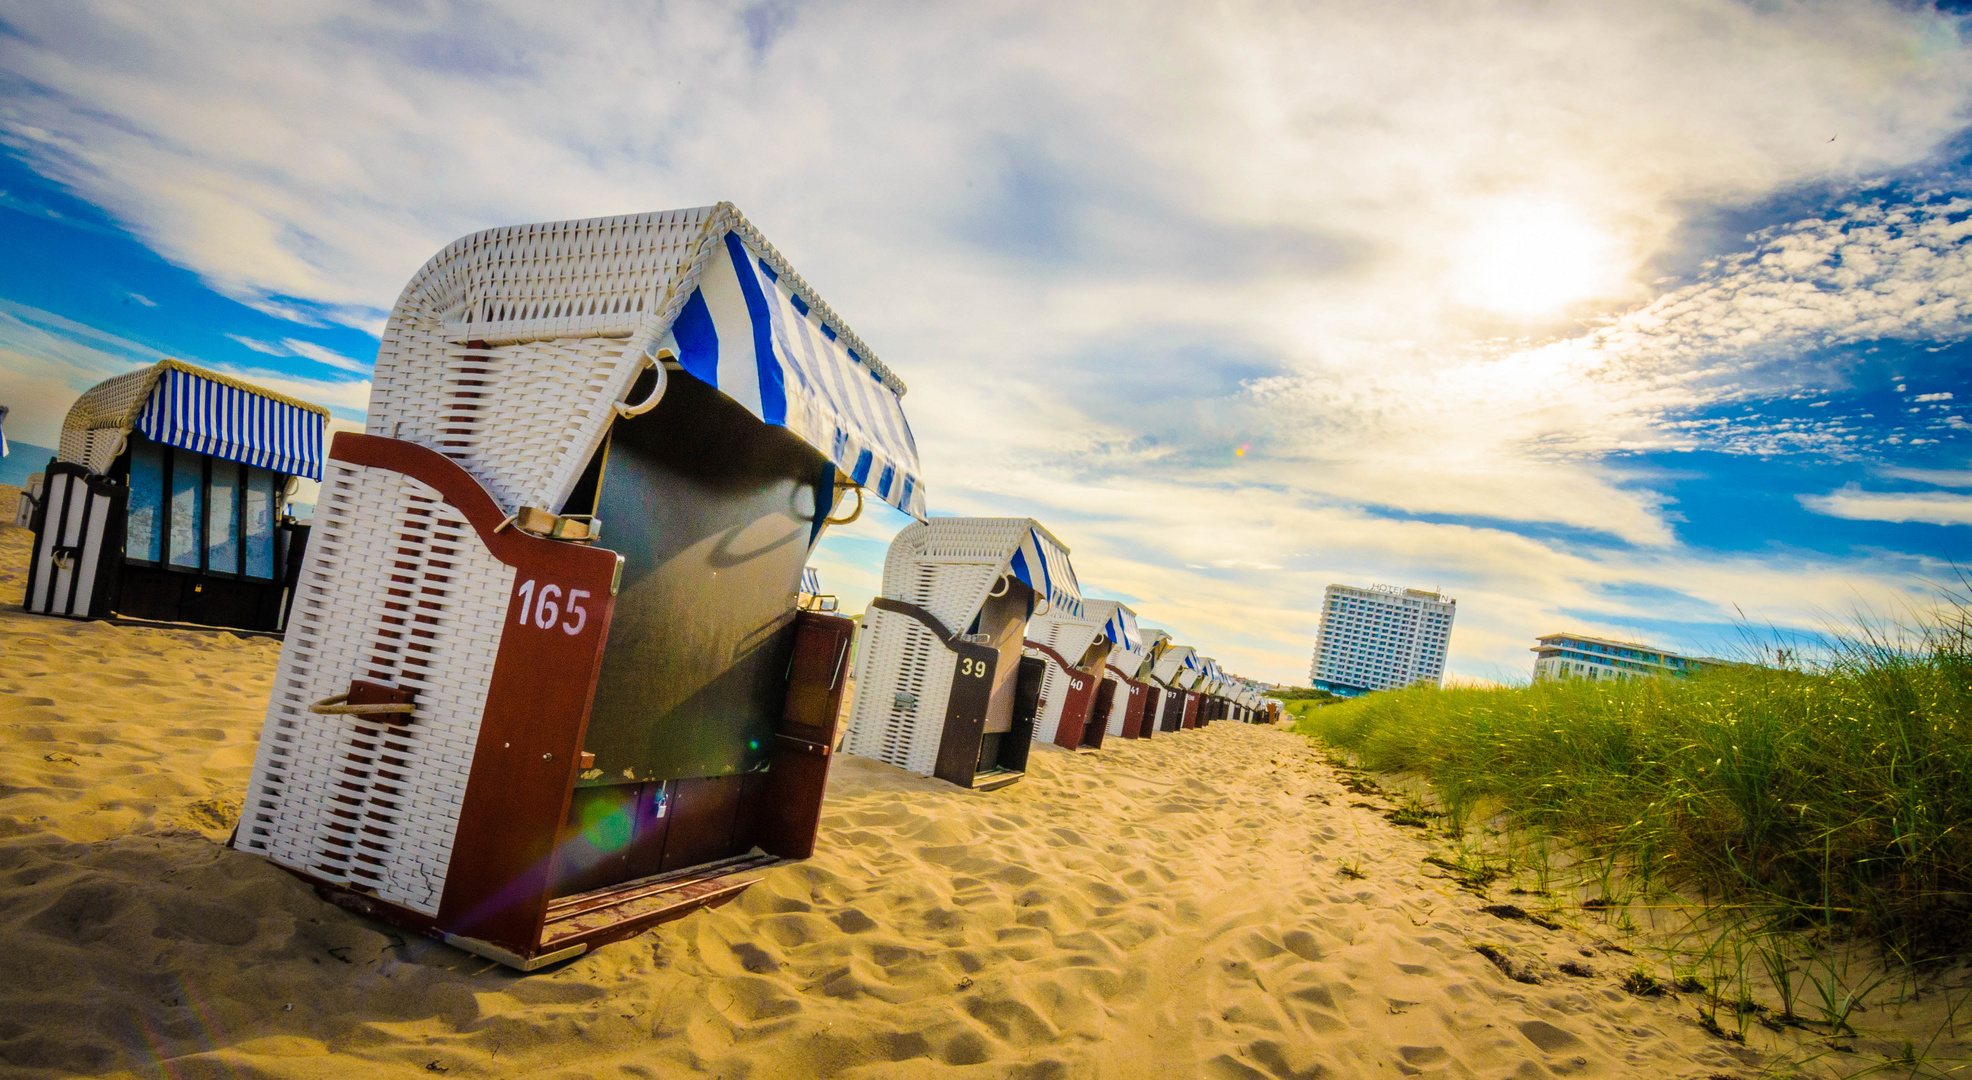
[1296,607,1972,956]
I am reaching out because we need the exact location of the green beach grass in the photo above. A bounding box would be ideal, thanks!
[1290,610,1972,955]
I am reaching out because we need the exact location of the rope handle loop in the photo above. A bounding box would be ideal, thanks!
[986,575,1011,599]
[309,693,416,716]
[824,483,864,526]
[614,349,672,419]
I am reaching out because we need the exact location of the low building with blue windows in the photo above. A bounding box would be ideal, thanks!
[1530,632,1720,682]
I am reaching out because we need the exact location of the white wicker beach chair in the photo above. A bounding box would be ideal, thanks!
[1082,600,1153,740]
[844,517,1082,789]
[1150,644,1201,731]
[1133,629,1172,737]
[1024,600,1111,751]
[234,205,922,970]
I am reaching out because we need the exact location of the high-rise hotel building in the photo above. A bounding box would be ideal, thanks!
[1309,583,1456,696]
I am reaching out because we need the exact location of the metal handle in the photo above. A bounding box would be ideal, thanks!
[309,692,416,716]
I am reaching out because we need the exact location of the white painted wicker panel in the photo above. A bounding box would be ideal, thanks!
[1102,675,1130,737]
[844,607,958,776]
[238,461,513,916]
[899,518,1036,632]
[369,334,645,517]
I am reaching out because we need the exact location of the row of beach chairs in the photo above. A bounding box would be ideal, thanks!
[18,205,1279,971]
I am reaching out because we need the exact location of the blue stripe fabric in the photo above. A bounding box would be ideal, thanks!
[1101,604,1141,653]
[726,233,787,427]
[135,366,325,479]
[1006,525,1083,619]
[801,566,821,595]
[658,231,928,520]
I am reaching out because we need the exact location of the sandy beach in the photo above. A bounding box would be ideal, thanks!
[0,500,1813,1079]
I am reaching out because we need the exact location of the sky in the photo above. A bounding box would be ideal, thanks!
[3,0,1972,686]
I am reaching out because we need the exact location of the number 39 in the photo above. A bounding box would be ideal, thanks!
[515,578,591,635]
[958,657,988,678]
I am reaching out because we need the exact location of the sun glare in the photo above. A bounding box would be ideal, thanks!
[1453,200,1617,319]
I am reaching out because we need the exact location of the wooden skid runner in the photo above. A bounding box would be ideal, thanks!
[541,852,781,950]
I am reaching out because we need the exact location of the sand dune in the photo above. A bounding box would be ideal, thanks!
[0,512,1811,1079]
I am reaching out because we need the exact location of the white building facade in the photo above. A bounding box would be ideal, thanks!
[1308,584,1455,697]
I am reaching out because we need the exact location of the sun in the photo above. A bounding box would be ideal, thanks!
[1453,199,1618,319]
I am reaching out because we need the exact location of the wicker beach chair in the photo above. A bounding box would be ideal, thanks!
[843,518,1082,790]
[25,360,325,628]
[1083,600,1154,741]
[1132,629,1171,738]
[1196,658,1224,726]
[233,205,925,970]
[1150,644,1201,731]
[1024,599,1112,751]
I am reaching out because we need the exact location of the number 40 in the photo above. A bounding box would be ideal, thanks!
[515,579,591,635]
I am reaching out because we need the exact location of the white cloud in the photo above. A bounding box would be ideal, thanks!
[279,338,368,374]
[223,333,370,373]
[1801,485,1972,526]
[0,299,370,451]
[1879,465,1972,488]
[224,333,284,355]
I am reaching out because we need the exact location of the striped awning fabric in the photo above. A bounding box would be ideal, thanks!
[1101,604,1141,653]
[660,231,926,519]
[801,566,821,595]
[1006,525,1082,620]
[136,362,328,479]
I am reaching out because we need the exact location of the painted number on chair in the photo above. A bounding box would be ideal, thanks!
[958,657,988,678]
[515,579,591,635]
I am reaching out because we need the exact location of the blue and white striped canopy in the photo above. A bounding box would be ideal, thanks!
[136,362,328,479]
[660,231,926,519]
[1006,525,1082,619]
[801,566,821,595]
[1101,604,1141,653]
